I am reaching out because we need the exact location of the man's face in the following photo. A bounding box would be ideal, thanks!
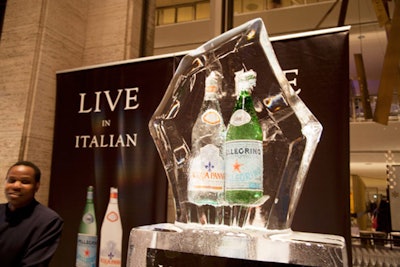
[5,165,39,211]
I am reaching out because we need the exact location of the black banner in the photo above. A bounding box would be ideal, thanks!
[50,56,181,267]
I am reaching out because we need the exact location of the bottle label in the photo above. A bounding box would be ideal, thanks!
[229,110,251,126]
[110,191,118,199]
[225,140,263,190]
[99,240,122,266]
[76,234,97,267]
[188,144,224,192]
[201,108,222,125]
[82,212,95,224]
[106,211,119,222]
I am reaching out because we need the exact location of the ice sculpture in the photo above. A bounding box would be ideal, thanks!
[148,18,322,231]
[130,18,348,267]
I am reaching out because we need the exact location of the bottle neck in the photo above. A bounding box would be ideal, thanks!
[236,85,252,97]
[204,91,218,101]
[236,89,252,104]
[86,190,94,203]
[239,88,251,95]
[204,81,218,101]
[234,90,256,113]
[109,191,118,204]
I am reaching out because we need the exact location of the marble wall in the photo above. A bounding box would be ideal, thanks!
[0,0,148,204]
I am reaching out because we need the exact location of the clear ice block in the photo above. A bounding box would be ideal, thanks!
[148,18,323,230]
[127,223,348,267]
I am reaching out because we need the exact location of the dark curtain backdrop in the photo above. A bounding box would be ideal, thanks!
[271,29,351,262]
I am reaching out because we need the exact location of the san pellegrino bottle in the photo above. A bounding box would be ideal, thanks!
[188,70,226,205]
[225,69,263,204]
[76,186,97,267]
[99,187,122,267]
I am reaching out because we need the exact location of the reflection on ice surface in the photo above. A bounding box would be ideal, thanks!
[149,18,322,230]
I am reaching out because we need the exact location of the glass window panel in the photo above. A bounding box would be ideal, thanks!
[177,6,193,23]
[234,0,243,14]
[243,0,264,12]
[195,2,210,20]
[281,0,293,7]
[268,0,283,9]
[158,7,176,25]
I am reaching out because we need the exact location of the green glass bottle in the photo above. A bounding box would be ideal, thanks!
[225,69,263,205]
[76,186,97,267]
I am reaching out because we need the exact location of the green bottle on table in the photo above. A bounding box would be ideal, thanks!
[225,69,263,205]
[76,186,97,267]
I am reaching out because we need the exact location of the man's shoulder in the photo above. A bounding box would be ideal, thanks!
[0,203,6,218]
[33,202,63,222]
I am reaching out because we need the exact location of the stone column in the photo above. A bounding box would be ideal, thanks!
[0,0,147,204]
[0,0,88,204]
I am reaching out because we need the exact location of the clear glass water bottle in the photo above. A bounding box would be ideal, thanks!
[188,70,226,205]
[99,187,122,267]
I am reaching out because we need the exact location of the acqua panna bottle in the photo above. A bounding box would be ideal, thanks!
[225,69,263,205]
[99,187,122,267]
[188,70,226,205]
[76,186,98,267]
